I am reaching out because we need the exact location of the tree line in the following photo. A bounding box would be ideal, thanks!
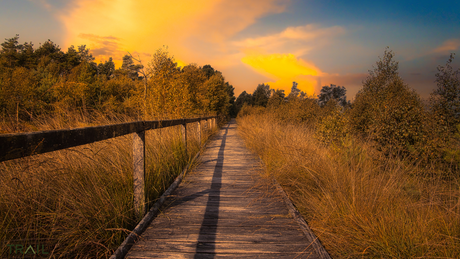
[0,35,235,132]
[236,48,460,171]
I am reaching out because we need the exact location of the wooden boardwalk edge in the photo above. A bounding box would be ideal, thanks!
[272,179,332,259]
[110,135,213,259]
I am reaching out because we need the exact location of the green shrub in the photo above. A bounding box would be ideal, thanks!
[349,48,425,157]
[316,103,349,145]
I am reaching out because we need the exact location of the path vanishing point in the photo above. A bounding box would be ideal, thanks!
[125,119,330,258]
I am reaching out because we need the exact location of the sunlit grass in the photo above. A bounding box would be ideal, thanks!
[0,111,216,258]
[237,112,460,258]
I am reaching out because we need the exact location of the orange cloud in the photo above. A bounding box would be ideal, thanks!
[77,34,125,62]
[434,39,460,53]
[58,0,288,66]
[242,53,322,95]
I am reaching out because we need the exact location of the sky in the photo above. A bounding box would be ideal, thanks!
[1,0,459,100]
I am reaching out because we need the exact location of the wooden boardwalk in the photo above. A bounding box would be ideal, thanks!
[126,119,327,258]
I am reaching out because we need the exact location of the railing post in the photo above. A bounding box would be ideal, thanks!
[181,122,187,153]
[197,120,201,146]
[133,130,146,221]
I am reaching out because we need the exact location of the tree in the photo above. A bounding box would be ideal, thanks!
[179,64,208,114]
[349,48,399,134]
[253,83,271,107]
[317,84,348,107]
[121,55,143,80]
[146,47,190,118]
[63,45,82,70]
[225,82,237,117]
[430,53,460,132]
[202,64,216,79]
[0,35,22,68]
[97,57,115,79]
[287,81,306,100]
[234,91,253,114]
[203,72,230,116]
[349,48,425,155]
[18,42,35,69]
[267,89,285,108]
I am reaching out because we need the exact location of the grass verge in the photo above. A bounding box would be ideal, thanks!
[237,112,460,258]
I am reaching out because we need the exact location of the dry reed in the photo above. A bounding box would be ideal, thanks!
[237,112,460,258]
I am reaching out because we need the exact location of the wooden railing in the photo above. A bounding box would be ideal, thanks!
[0,116,217,220]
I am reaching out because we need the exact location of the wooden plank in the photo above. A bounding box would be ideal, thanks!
[127,251,318,259]
[148,218,300,227]
[0,121,144,162]
[127,241,320,258]
[0,116,215,162]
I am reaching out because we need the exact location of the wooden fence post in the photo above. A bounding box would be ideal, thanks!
[197,121,201,146]
[181,123,187,153]
[133,130,146,221]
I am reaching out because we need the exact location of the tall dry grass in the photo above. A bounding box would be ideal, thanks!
[0,110,216,258]
[237,112,460,258]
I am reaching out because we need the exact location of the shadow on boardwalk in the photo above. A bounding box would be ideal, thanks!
[126,119,326,258]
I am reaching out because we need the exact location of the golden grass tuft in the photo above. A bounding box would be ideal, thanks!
[237,112,460,258]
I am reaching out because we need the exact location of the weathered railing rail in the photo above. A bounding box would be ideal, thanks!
[0,116,217,220]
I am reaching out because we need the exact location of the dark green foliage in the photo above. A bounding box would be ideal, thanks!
[202,64,215,79]
[348,48,425,156]
[317,84,349,107]
[267,89,285,108]
[97,57,115,79]
[252,83,271,107]
[0,35,23,69]
[234,91,253,115]
[287,81,302,99]
[430,53,460,132]
[121,55,143,80]
[225,82,237,117]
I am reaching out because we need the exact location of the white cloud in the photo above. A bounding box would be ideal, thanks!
[233,24,345,56]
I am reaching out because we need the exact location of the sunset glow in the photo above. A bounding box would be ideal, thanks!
[3,0,459,98]
[242,53,320,95]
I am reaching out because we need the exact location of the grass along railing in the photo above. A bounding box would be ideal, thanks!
[0,116,217,222]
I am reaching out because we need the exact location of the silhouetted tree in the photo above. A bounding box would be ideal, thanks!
[267,89,285,108]
[317,84,348,107]
[253,83,271,107]
[287,81,306,100]
[235,91,253,114]
[97,57,115,79]
[202,64,216,79]
[430,53,460,132]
